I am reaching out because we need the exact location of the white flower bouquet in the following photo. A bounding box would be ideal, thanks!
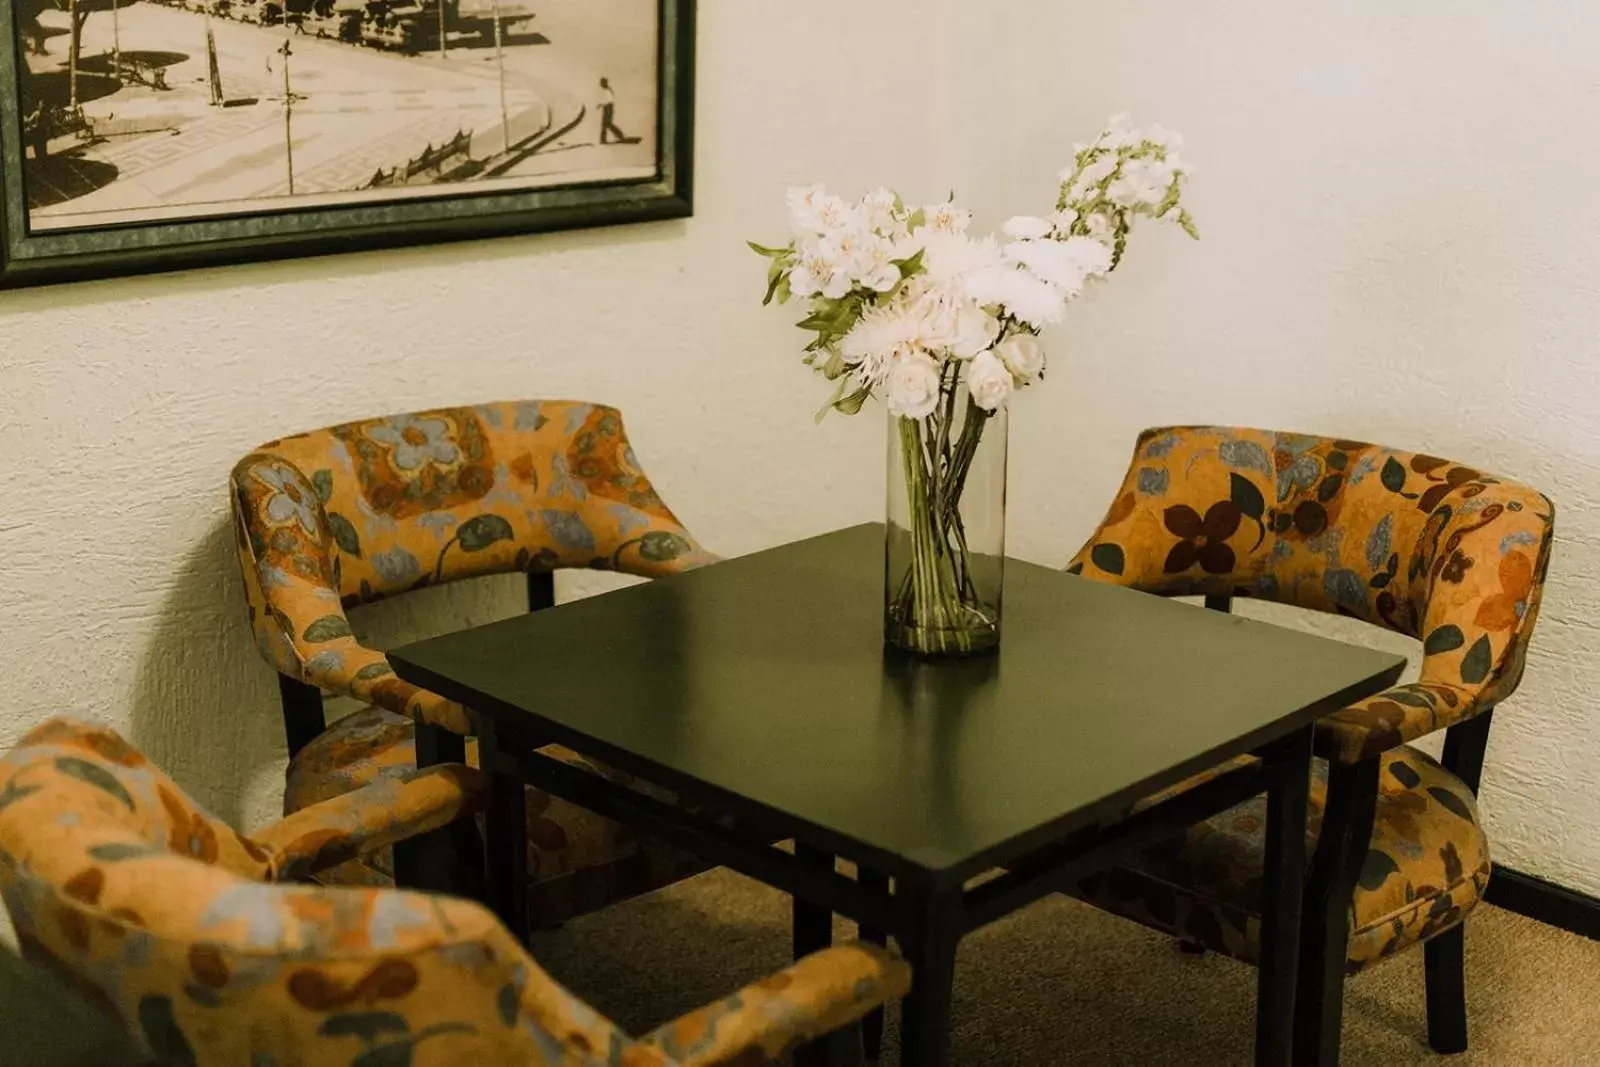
[752,115,1198,654]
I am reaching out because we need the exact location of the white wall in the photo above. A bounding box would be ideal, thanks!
[959,1,1600,892]
[2,0,1598,908]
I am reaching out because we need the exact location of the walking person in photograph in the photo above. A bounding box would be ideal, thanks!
[597,76,638,144]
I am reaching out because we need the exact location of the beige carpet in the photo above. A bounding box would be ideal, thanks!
[531,867,1600,1066]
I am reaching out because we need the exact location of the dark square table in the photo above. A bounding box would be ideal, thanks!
[391,524,1405,1066]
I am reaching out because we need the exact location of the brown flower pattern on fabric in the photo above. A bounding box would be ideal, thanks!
[233,401,724,917]
[0,716,910,1065]
[1162,501,1242,574]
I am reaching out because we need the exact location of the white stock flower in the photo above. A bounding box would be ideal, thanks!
[1107,159,1172,209]
[1050,208,1080,233]
[923,202,972,234]
[1002,215,1053,240]
[995,333,1046,380]
[788,240,852,299]
[853,233,902,292]
[885,352,943,419]
[966,350,1014,411]
[860,187,904,236]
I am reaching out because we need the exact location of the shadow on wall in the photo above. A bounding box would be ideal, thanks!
[126,518,287,832]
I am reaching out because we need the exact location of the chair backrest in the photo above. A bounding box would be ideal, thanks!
[0,716,646,1065]
[230,400,717,740]
[1069,427,1555,712]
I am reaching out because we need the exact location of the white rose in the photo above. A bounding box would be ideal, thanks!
[996,334,1046,380]
[966,350,1014,412]
[1002,215,1053,240]
[885,353,943,420]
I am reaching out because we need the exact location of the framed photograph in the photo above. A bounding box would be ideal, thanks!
[0,0,693,287]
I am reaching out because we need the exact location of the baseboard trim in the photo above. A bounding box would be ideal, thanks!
[1485,866,1600,942]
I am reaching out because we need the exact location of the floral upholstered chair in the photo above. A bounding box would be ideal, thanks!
[0,716,911,1066]
[231,401,720,920]
[1067,427,1555,1065]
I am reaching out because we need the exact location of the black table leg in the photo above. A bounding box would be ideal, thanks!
[1256,724,1313,1066]
[793,844,836,1067]
[477,717,530,945]
[858,866,891,1062]
[898,885,961,1067]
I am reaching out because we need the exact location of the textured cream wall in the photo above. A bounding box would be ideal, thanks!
[2,0,1597,933]
[952,1,1600,893]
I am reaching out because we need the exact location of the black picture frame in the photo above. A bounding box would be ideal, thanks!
[0,0,694,288]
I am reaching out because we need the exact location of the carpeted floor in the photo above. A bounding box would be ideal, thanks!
[532,867,1600,1066]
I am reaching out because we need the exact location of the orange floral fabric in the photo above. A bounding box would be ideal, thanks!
[231,400,716,735]
[0,717,909,1066]
[1069,427,1555,762]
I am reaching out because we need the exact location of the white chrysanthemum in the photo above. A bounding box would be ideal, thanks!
[885,352,943,419]
[1005,236,1111,298]
[966,349,1014,412]
[919,231,1005,287]
[995,333,1046,380]
[841,299,937,386]
[914,284,1000,360]
[1002,215,1053,240]
[968,266,1069,328]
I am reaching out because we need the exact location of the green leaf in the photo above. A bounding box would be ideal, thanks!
[320,1012,410,1040]
[311,469,334,505]
[1423,624,1465,655]
[1459,634,1493,684]
[1090,543,1126,575]
[832,386,872,416]
[55,757,135,810]
[1380,457,1407,493]
[1357,849,1400,891]
[303,614,353,643]
[637,531,692,562]
[0,779,40,815]
[890,247,925,277]
[761,264,784,307]
[353,661,394,682]
[774,273,793,305]
[905,207,926,230]
[496,983,519,1027]
[820,350,848,380]
[746,240,790,258]
[326,513,362,558]
[1228,473,1264,520]
[457,515,515,552]
[88,841,159,862]
[1428,786,1475,821]
[138,996,198,1067]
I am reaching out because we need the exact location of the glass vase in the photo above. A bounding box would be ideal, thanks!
[884,383,1007,656]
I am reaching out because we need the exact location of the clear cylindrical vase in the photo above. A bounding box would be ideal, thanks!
[885,385,1007,656]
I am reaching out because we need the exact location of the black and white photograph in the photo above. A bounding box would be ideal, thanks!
[0,0,694,285]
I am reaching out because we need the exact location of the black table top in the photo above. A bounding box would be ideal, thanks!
[391,524,1405,884]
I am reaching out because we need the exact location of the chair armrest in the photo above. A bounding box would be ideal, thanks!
[251,763,486,882]
[636,941,911,1067]
[1315,679,1485,764]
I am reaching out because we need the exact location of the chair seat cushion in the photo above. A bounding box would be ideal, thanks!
[284,705,707,923]
[1075,745,1490,973]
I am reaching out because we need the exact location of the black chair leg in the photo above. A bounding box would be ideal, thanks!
[1424,925,1469,1054]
